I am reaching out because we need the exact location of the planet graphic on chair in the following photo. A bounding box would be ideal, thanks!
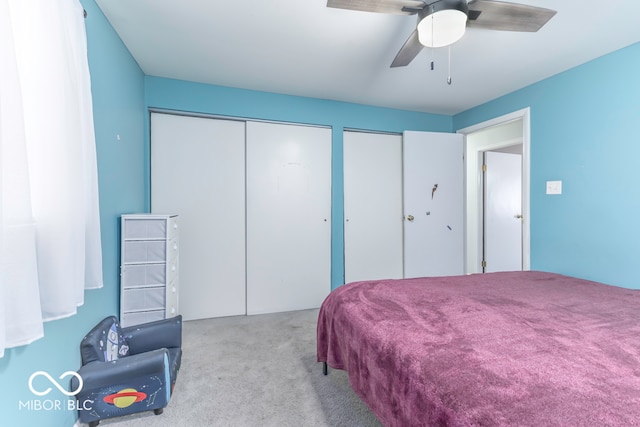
[103,388,147,408]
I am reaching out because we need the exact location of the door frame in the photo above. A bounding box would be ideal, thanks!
[457,108,531,274]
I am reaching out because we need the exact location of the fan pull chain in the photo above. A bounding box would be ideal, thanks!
[430,14,435,71]
[447,45,452,85]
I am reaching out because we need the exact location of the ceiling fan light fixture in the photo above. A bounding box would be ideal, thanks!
[417,0,468,48]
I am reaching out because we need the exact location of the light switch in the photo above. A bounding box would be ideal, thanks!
[546,180,562,195]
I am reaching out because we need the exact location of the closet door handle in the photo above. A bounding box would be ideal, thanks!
[406,215,414,222]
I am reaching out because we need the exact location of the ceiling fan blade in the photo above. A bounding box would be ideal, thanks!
[467,0,557,32]
[390,29,423,67]
[327,0,425,15]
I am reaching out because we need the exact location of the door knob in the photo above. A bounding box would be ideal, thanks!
[406,215,414,222]
[515,214,523,219]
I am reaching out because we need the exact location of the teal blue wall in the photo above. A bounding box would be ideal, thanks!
[0,1,145,425]
[145,77,453,288]
[454,42,640,289]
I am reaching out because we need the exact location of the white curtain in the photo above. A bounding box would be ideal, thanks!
[0,0,103,358]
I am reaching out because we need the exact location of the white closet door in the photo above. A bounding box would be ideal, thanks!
[151,113,246,320]
[343,131,403,283]
[246,121,331,315]
[403,131,463,278]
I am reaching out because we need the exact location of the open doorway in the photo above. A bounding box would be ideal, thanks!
[457,108,530,274]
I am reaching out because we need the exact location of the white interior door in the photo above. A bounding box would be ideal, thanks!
[403,131,463,278]
[151,113,246,320]
[343,131,403,283]
[246,121,331,315]
[483,151,522,272]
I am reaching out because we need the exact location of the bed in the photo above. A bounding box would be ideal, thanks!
[317,271,640,426]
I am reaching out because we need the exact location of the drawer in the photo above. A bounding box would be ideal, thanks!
[122,287,166,312]
[124,218,166,239]
[121,310,165,327]
[123,241,166,263]
[122,264,166,287]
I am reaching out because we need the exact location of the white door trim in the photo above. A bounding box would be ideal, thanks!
[457,108,531,274]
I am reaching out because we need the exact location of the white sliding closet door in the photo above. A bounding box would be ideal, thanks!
[343,131,403,283]
[246,122,331,315]
[151,113,246,320]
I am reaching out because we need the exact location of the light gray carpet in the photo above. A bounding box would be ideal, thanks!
[95,309,383,427]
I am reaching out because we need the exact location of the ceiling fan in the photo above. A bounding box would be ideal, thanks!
[327,0,557,67]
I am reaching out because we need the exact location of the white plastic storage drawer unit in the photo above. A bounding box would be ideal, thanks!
[120,214,179,327]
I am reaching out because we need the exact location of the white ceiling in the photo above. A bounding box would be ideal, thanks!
[95,0,640,115]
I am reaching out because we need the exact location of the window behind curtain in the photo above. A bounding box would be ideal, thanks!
[0,0,103,357]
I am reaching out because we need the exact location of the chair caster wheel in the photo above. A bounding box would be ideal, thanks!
[89,422,100,427]
[154,408,164,415]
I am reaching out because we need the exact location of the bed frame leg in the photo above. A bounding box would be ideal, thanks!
[323,362,328,375]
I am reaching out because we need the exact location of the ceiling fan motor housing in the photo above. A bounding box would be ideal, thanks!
[421,0,469,17]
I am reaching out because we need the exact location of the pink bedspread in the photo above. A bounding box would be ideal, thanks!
[317,271,640,426]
